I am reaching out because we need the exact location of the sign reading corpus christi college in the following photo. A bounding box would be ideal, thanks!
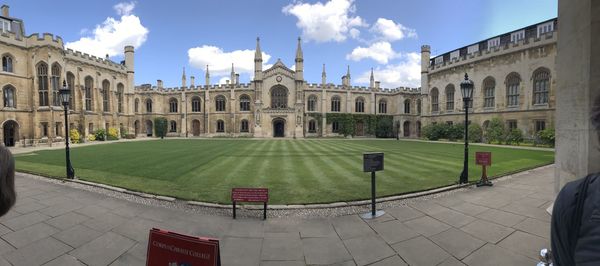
[363,153,384,172]
[147,228,220,266]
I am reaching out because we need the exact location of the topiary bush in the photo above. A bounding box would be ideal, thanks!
[154,117,168,139]
[69,128,80,144]
[94,129,106,141]
[468,123,483,143]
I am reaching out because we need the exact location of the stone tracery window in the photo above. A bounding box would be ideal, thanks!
[307,95,317,112]
[51,63,61,106]
[2,54,13,72]
[308,120,316,133]
[216,120,225,132]
[169,98,178,113]
[215,95,226,112]
[84,76,93,111]
[379,99,387,114]
[506,73,521,107]
[3,85,15,108]
[117,83,124,113]
[191,96,201,112]
[271,86,288,109]
[241,119,249,132]
[404,99,411,114]
[240,95,251,111]
[146,98,153,113]
[102,80,110,112]
[533,69,549,105]
[431,88,439,112]
[134,98,139,113]
[355,97,365,113]
[169,120,177,132]
[417,99,422,114]
[445,84,455,111]
[331,95,341,112]
[483,77,495,108]
[37,63,49,106]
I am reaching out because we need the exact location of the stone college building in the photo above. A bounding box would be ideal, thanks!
[0,5,555,146]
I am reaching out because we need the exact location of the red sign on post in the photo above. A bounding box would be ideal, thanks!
[475,152,492,166]
[147,228,220,266]
[231,188,269,202]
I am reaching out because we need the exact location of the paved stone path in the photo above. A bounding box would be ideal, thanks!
[0,165,555,265]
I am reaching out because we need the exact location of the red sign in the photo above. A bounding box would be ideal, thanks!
[475,152,492,166]
[232,188,268,202]
[147,228,220,266]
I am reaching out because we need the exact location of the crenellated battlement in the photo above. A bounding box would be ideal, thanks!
[429,31,557,74]
[65,48,127,73]
[305,83,421,94]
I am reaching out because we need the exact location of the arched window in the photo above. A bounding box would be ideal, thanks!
[169,98,178,113]
[3,85,15,108]
[378,99,387,114]
[2,55,13,72]
[67,72,75,110]
[355,97,365,113]
[240,119,249,132]
[533,69,549,105]
[483,77,495,108]
[331,96,341,112]
[445,84,455,111]
[308,120,316,133]
[191,96,201,112]
[134,98,139,113]
[117,83,124,113]
[51,63,61,106]
[146,99,153,113]
[37,63,49,106]
[216,120,225,132]
[404,99,411,114]
[102,80,110,112]
[332,121,340,133]
[307,95,317,112]
[240,95,251,111]
[417,99,422,114]
[84,76,93,111]
[506,73,521,107]
[431,88,439,112]
[271,86,288,108]
[215,95,226,112]
[169,121,177,132]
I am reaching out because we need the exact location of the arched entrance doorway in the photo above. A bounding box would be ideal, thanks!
[273,119,285,137]
[2,120,18,147]
[403,121,410,137]
[416,121,422,138]
[192,120,201,136]
[355,121,365,136]
[134,120,140,135]
[145,120,153,137]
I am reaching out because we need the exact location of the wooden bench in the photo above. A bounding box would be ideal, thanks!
[231,188,268,220]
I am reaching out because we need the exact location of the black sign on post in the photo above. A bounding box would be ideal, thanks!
[361,152,385,219]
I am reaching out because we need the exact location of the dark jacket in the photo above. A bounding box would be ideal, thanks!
[551,173,600,266]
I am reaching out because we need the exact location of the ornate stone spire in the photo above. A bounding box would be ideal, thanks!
[182,67,187,87]
[321,64,327,86]
[295,37,303,61]
[370,68,375,88]
[205,65,210,86]
[255,37,262,62]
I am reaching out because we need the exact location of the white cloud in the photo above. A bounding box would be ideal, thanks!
[218,77,230,85]
[187,45,272,77]
[282,0,367,43]
[114,2,135,16]
[65,2,148,58]
[356,52,421,88]
[346,41,398,64]
[371,18,417,41]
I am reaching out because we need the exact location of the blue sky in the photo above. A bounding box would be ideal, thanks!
[5,0,557,88]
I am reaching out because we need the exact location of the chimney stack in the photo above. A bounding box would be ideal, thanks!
[235,74,240,85]
[1,5,9,17]
[157,80,163,88]
[375,81,380,90]
[190,76,195,87]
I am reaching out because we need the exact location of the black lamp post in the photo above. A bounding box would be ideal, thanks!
[60,80,75,179]
[459,73,474,184]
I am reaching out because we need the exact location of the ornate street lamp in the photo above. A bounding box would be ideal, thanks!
[60,80,75,179]
[459,73,474,184]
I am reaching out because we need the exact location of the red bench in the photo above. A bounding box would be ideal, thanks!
[231,188,268,220]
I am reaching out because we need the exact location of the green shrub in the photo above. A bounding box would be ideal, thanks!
[422,124,442,140]
[537,128,555,147]
[375,116,394,138]
[120,126,127,138]
[447,124,464,141]
[486,117,505,143]
[94,129,106,141]
[69,128,80,144]
[468,123,483,143]
[107,128,119,140]
[504,128,524,145]
[154,117,168,139]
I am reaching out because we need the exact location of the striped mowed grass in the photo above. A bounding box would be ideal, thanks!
[15,139,554,204]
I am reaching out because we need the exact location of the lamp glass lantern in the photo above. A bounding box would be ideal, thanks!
[460,73,474,100]
[60,80,71,106]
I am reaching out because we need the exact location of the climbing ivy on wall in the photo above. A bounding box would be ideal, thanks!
[324,113,394,138]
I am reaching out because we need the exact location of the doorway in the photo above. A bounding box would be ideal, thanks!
[2,120,18,147]
[192,120,200,136]
[273,119,285,137]
[145,120,153,137]
[355,122,365,136]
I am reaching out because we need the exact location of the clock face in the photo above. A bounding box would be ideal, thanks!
[276,76,282,82]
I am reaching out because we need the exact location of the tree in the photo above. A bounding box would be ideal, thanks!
[486,117,505,144]
[375,116,393,138]
[154,117,168,139]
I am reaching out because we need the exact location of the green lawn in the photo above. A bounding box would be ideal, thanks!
[15,139,554,204]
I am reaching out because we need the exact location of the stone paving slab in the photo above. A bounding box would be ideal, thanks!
[0,164,557,265]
